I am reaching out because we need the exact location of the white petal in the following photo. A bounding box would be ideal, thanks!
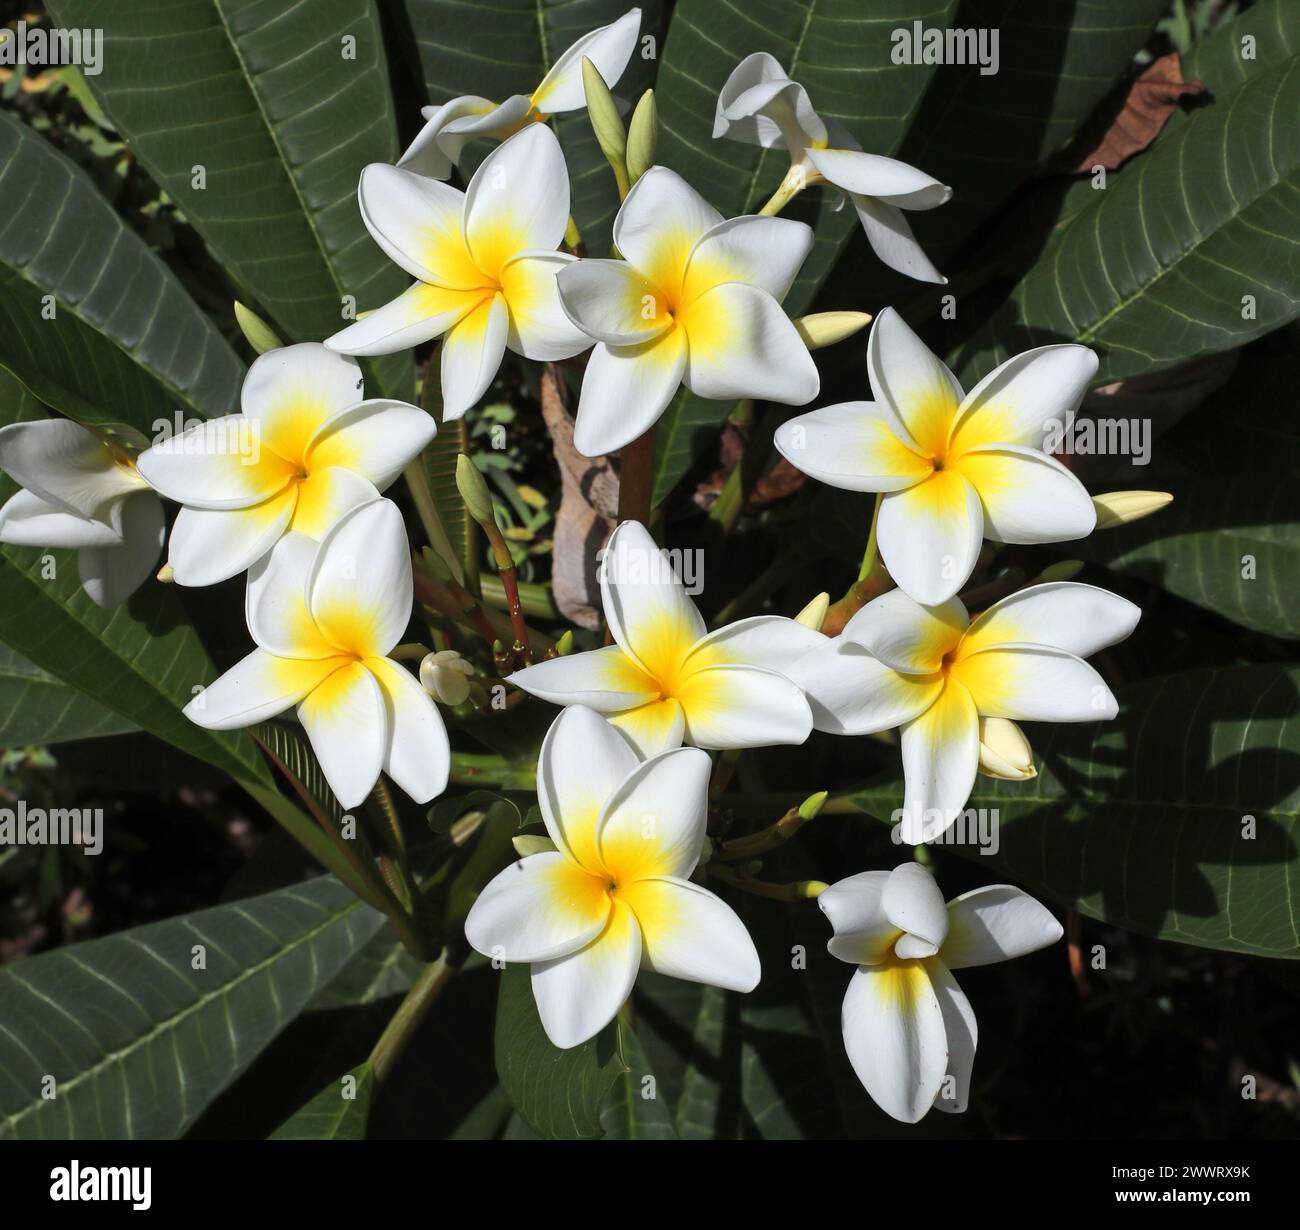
[136,416,294,510]
[536,704,640,874]
[531,8,642,114]
[367,656,451,804]
[500,252,592,360]
[960,581,1141,660]
[806,148,951,209]
[397,95,497,179]
[531,898,641,1049]
[620,876,760,990]
[309,498,412,659]
[928,961,977,1114]
[685,614,825,674]
[818,870,896,965]
[296,660,387,809]
[713,52,824,153]
[613,167,722,294]
[841,588,967,675]
[883,862,948,951]
[773,401,932,493]
[241,343,365,457]
[556,258,674,346]
[841,960,948,1124]
[464,124,569,264]
[0,488,121,548]
[941,885,1064,969]
[509,644,658,711]
[306,399,437,491]
[599,520,705,680]
[78,491,164,608]
[166,490,297,587]
[786,638,941,735]
[867,307,962,455]
[682,215,813,303]
[597,747,711,881]
[606,699,686,758]
[356,163,475,287]
[899,681,980,844]
[0,419,140,520]
[877,470,984,605]
[950,344,1100,455]
[951,645,1117,723]
[184,649,339,730]
[680,282,819,406]
[440,293,510,420]
[325,281,478,357]
[246,533,334,658]
[957,445,1096,544]
[572,331,687,456]
[464,850,611,963]
[436,95,533,165]
[852,195,946,284]
[677,663,812,750]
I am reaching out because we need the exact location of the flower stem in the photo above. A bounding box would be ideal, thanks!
[369,952,459,1085]
[757,165,821,217]
[618,424,657,526]
[857,492,884,582]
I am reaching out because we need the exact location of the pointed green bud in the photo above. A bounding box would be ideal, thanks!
[555,629,575,656]
[626,89,657,184]
[455,453,495,526]
[233,301,282,354]
[1034,559,1084,584]
[798,790,828,821]
[582,56,629,196]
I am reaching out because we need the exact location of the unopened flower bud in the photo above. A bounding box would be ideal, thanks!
[1092,490,1173,529]
[419,649,475,706]
[794,311,872,350]
[977,717,1036,781]
[794,591,830,631]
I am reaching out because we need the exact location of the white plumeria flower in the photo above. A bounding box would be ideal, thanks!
[775,308,1098,604]
[137,344,435,588]
[326,125,590,419]
[0,419,163,608]
[788,582,1139,844]
[556,166,819,456]
[184,499,450,810]
[509,520,818,756]
[398,9,643,180]
[464,705,760,1049]
[820,862,1062,1123]
[714,52,951,283]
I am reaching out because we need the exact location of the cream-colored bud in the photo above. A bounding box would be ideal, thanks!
[156,562,175,584]
[1092,490,1174,529]
[977,717,1036,781]
[794,311,872,350]
[419,649,475,706]
[794,591,830,631]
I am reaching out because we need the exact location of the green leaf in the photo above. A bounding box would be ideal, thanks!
[0,875,386,1139]
[47,0,410,396]
[954,55,1300,387]
[0,112,244,433]
[599,1022,677,1139]
[401,0,669,258]
[650,0,957,503]
[1074,339,1300,637]
[849,665,1300,959]
[269,1062,373,1139]
[0,644,136,744]
[493,961,625,1139]
[0,368,273,786]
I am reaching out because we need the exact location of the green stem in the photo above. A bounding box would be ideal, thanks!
[857,493,885,583]
[369,953,458,1085]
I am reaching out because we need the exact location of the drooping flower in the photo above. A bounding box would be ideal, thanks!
[398,9,643,180]
[326,125,590,419]
[775,308,1098,604]
[820,861,1062,1123]
[464,704,760,1048]
[714,53,951,282]
[788,581,1139,843]
[184,499,449,809]
[509,520,818,756]
[0,418,163,608]
[136,343,435,587]
[555,166,819,456]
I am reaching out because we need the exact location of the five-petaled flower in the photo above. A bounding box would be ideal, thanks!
[326,125,591,420]
[820,861,1062,1123]
[398,9,643,180]
[0,418,163,608]
[137,343,435,587]
[555,166,820,456]
[509,520,819,756]
[789,581,1139,843]
[714,53,951,282]
[464,704,760,1048]
[184,499,449,810]
[775,308,1099,604]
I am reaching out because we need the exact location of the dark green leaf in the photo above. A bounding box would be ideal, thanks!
[269,1061,372,1139]
[0,644,136,744]
[599,1022,677,1139]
